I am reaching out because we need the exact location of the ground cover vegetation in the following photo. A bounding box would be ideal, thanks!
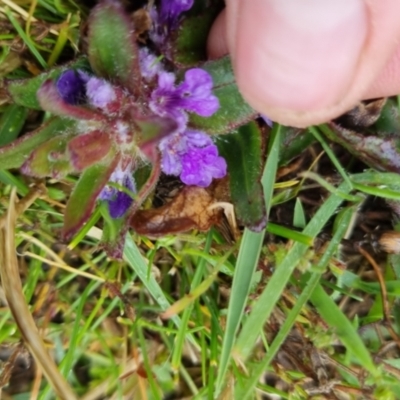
[1,0,400,399]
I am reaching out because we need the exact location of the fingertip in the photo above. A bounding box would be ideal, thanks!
[207,10,229,60]
[364,43,400,99]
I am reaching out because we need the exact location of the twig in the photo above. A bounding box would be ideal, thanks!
[0,184,46,230]
[0,188,77,400]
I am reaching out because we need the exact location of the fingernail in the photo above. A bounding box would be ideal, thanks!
[232,0,368,113]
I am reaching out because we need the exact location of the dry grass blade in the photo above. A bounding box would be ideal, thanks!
[0,188,77,400]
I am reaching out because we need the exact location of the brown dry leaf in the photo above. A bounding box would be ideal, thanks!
[131,8,152,42]
[131,183,229,237]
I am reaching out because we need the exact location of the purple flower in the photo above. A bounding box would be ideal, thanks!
[149,0,194,44]
[180,144,227,187]
[159,0,194,27]
[150,69,219,121]
[99,166,136,218]
[159,130,226,187]
[176,69,220,117]
[56,70,87,105]
[260,114,273,127]
[86,77,116,109]
[139,48,163,81]
[56,70,117,112]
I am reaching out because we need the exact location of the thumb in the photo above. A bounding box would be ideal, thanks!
[208,0,400,127]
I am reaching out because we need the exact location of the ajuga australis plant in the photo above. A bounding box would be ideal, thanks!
[1,0,266,257]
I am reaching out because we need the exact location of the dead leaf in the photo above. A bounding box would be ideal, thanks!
[131,185,222,236]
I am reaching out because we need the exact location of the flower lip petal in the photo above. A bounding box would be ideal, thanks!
[177,68,220,117]
[107,190,133,218]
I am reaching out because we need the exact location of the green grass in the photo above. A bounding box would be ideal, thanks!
[1,1,400,399]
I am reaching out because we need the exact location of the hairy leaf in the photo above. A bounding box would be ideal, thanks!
[189,57,257,135]
[0,117,76,170]
[279,126,315,165]
[38,80,106,121]
[136,115,178,156]
[88,0,141,96]
[63,156,119,240]
[324,98,400,172]
[217,121,266,231]
[21,134,74,178]
[4,58,89,109]
[68,130,113,170]
[171,5,221,66]
[0,105,29,146]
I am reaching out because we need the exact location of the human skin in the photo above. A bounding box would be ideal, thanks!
[207,0,400,127]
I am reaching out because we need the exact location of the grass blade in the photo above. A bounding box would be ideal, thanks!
[234,181,352,361]
[236,204,358,399]
[123,234,198,349]
[309,284,379,377]
[214,124,282,396]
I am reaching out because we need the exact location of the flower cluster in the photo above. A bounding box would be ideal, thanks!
[48,0,227,223]
[56,70,137,217]
[148,68,226,187]
[149,0,194,45]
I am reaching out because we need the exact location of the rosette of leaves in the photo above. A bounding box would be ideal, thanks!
[0,0,267,257]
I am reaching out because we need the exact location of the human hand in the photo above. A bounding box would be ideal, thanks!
[207,0,400,127]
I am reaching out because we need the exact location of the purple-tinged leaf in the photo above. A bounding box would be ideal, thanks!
[136,115,178,157]
[38,80,106,121]
[68,130,113,170]
[322,98,400,173]
[324,122,400,173]
[0,117,76,170]
[216,121,267,231]
[188,57,257,135]
[63,156,120,240]
[21,134,74,178]
[88,0,141,96]
[4,58,90,109]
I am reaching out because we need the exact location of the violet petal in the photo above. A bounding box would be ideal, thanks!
[180,144,227,187]
[99,169,136,219]
[56,70,87,105]
[86,77,116,109]
[177,69,220,117]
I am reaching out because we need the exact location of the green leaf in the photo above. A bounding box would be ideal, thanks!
[279,125,316,165]
[189,57,257,135]
[0,104,29,146]
[171,6,221,66]
[0,117,76,170]
[217,121,266,231]
[374,98,400,133]
[88,1,141,95]
[5,58,90,109]
[21,134,74,178]
[63,157,119,240]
